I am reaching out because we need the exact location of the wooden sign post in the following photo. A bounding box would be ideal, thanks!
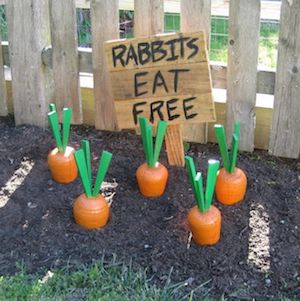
[105,31,215,166]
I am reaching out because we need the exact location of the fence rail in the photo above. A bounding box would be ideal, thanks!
[0,0,299,159]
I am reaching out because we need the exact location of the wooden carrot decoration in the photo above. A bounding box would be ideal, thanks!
[73,140,112,229]
[47,104,77,184]
[185,156,221,245]
[214,122,247,205]
[136,117,168,197]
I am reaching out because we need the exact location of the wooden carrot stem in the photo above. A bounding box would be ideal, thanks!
[48,111,63,152]
[214,125,230,172]
[195,172,205,212]
[62,108,72,152]
[146,123,154,167]
[74,149,92,198]
[139,117,150,165]
[92,151,113,197]
[185,156,197,198]
[49,103,56,112]
[153,121,167,165]
[230,134,239,173]
[80,140,92,184]
[205,159,220,210]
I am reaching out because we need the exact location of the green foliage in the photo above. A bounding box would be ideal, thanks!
[214,122,240,174]
[185,156,220,212]
[138,117,167,168]
[47,104,73,153]
[74,140,112,198]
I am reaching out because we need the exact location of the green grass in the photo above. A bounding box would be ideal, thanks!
[0,258,207,301]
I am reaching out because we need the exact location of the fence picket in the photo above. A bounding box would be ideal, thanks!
[181,0,211,144]
[135,0,184,166]
[269,0,300,159]
[49,0,82,124]
[91,0,119,131]
[0,34,7,116]
[226,0,260,151]
[6,0,53,127]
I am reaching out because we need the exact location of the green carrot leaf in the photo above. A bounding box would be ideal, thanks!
[195,172,205,212]
[49,103,56,112]
[233,121,241,139]
[185,156,197,198]
[48,111,63,152]
[205,159,220,210]
[62,108,72,152]
[92,151,113,197]
[230,134,239,173]
[153,121,167,165]
[74,149,92,198]
[80,140,92,184]
[139,117,150,165]
[146,123,154,167]
[214,124,230,172]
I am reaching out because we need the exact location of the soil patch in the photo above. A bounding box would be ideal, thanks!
[0,116,299,300]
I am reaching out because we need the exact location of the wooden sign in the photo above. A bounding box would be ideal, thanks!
[105,32,216,129]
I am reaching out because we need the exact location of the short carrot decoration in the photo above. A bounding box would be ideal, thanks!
[136,117,168,197]
[47,103,78,184]
[214,122,247,205]
[73,140,112,229]
[185,156,221,246]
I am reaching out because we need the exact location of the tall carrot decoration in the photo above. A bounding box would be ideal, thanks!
[73,140,112,229]
[214,122,247,205]
[185,156,221,245]
[136,117,168,197]
[47,103,78,183]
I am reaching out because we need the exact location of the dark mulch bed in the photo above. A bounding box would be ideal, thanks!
[0,116,299,300]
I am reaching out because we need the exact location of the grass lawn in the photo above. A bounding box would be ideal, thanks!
[0,258,212,301]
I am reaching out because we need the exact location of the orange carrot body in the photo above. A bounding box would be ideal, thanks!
[188,205,221,245]
[48,146,78,184]
[73,193,109,229]
[215,167,247,205]
[136,162,168,197]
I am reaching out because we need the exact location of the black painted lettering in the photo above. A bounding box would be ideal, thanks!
[112,44,127,67]
[134,72,148,97]
[183,97,198,120]
[132,101,147,125]
[166,98,180,121]
[152,71,168,94]
[150,101,164,123]
[168,69,190,92]
[138,42,151,65]
[125,44,138,66]
[187,38,199,59]
[151,40,167,63]
[178,36,190,58]
[165,39,179,61]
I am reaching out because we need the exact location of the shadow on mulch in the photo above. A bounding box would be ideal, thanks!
[0,116,299,300]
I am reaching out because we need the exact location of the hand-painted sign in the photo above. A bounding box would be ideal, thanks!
[105,31,215,129]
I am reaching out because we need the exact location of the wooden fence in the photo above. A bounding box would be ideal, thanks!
[0,0,299,159]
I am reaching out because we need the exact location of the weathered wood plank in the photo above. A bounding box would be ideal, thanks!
[49,0,82,124]
[6,0,53,127]
[134,0,184,166]
[181,0,211,144]
[114,92,215,129]
[1,42,276,95]
[90,0,119,130]
[165,124,185,166]
[3,75,274,152]
[134,0,163,37]
[269,0,300,158]
[109,63,212,100]
[226,0,260,151]
[0,34,7,116]
[105,31,207,71]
